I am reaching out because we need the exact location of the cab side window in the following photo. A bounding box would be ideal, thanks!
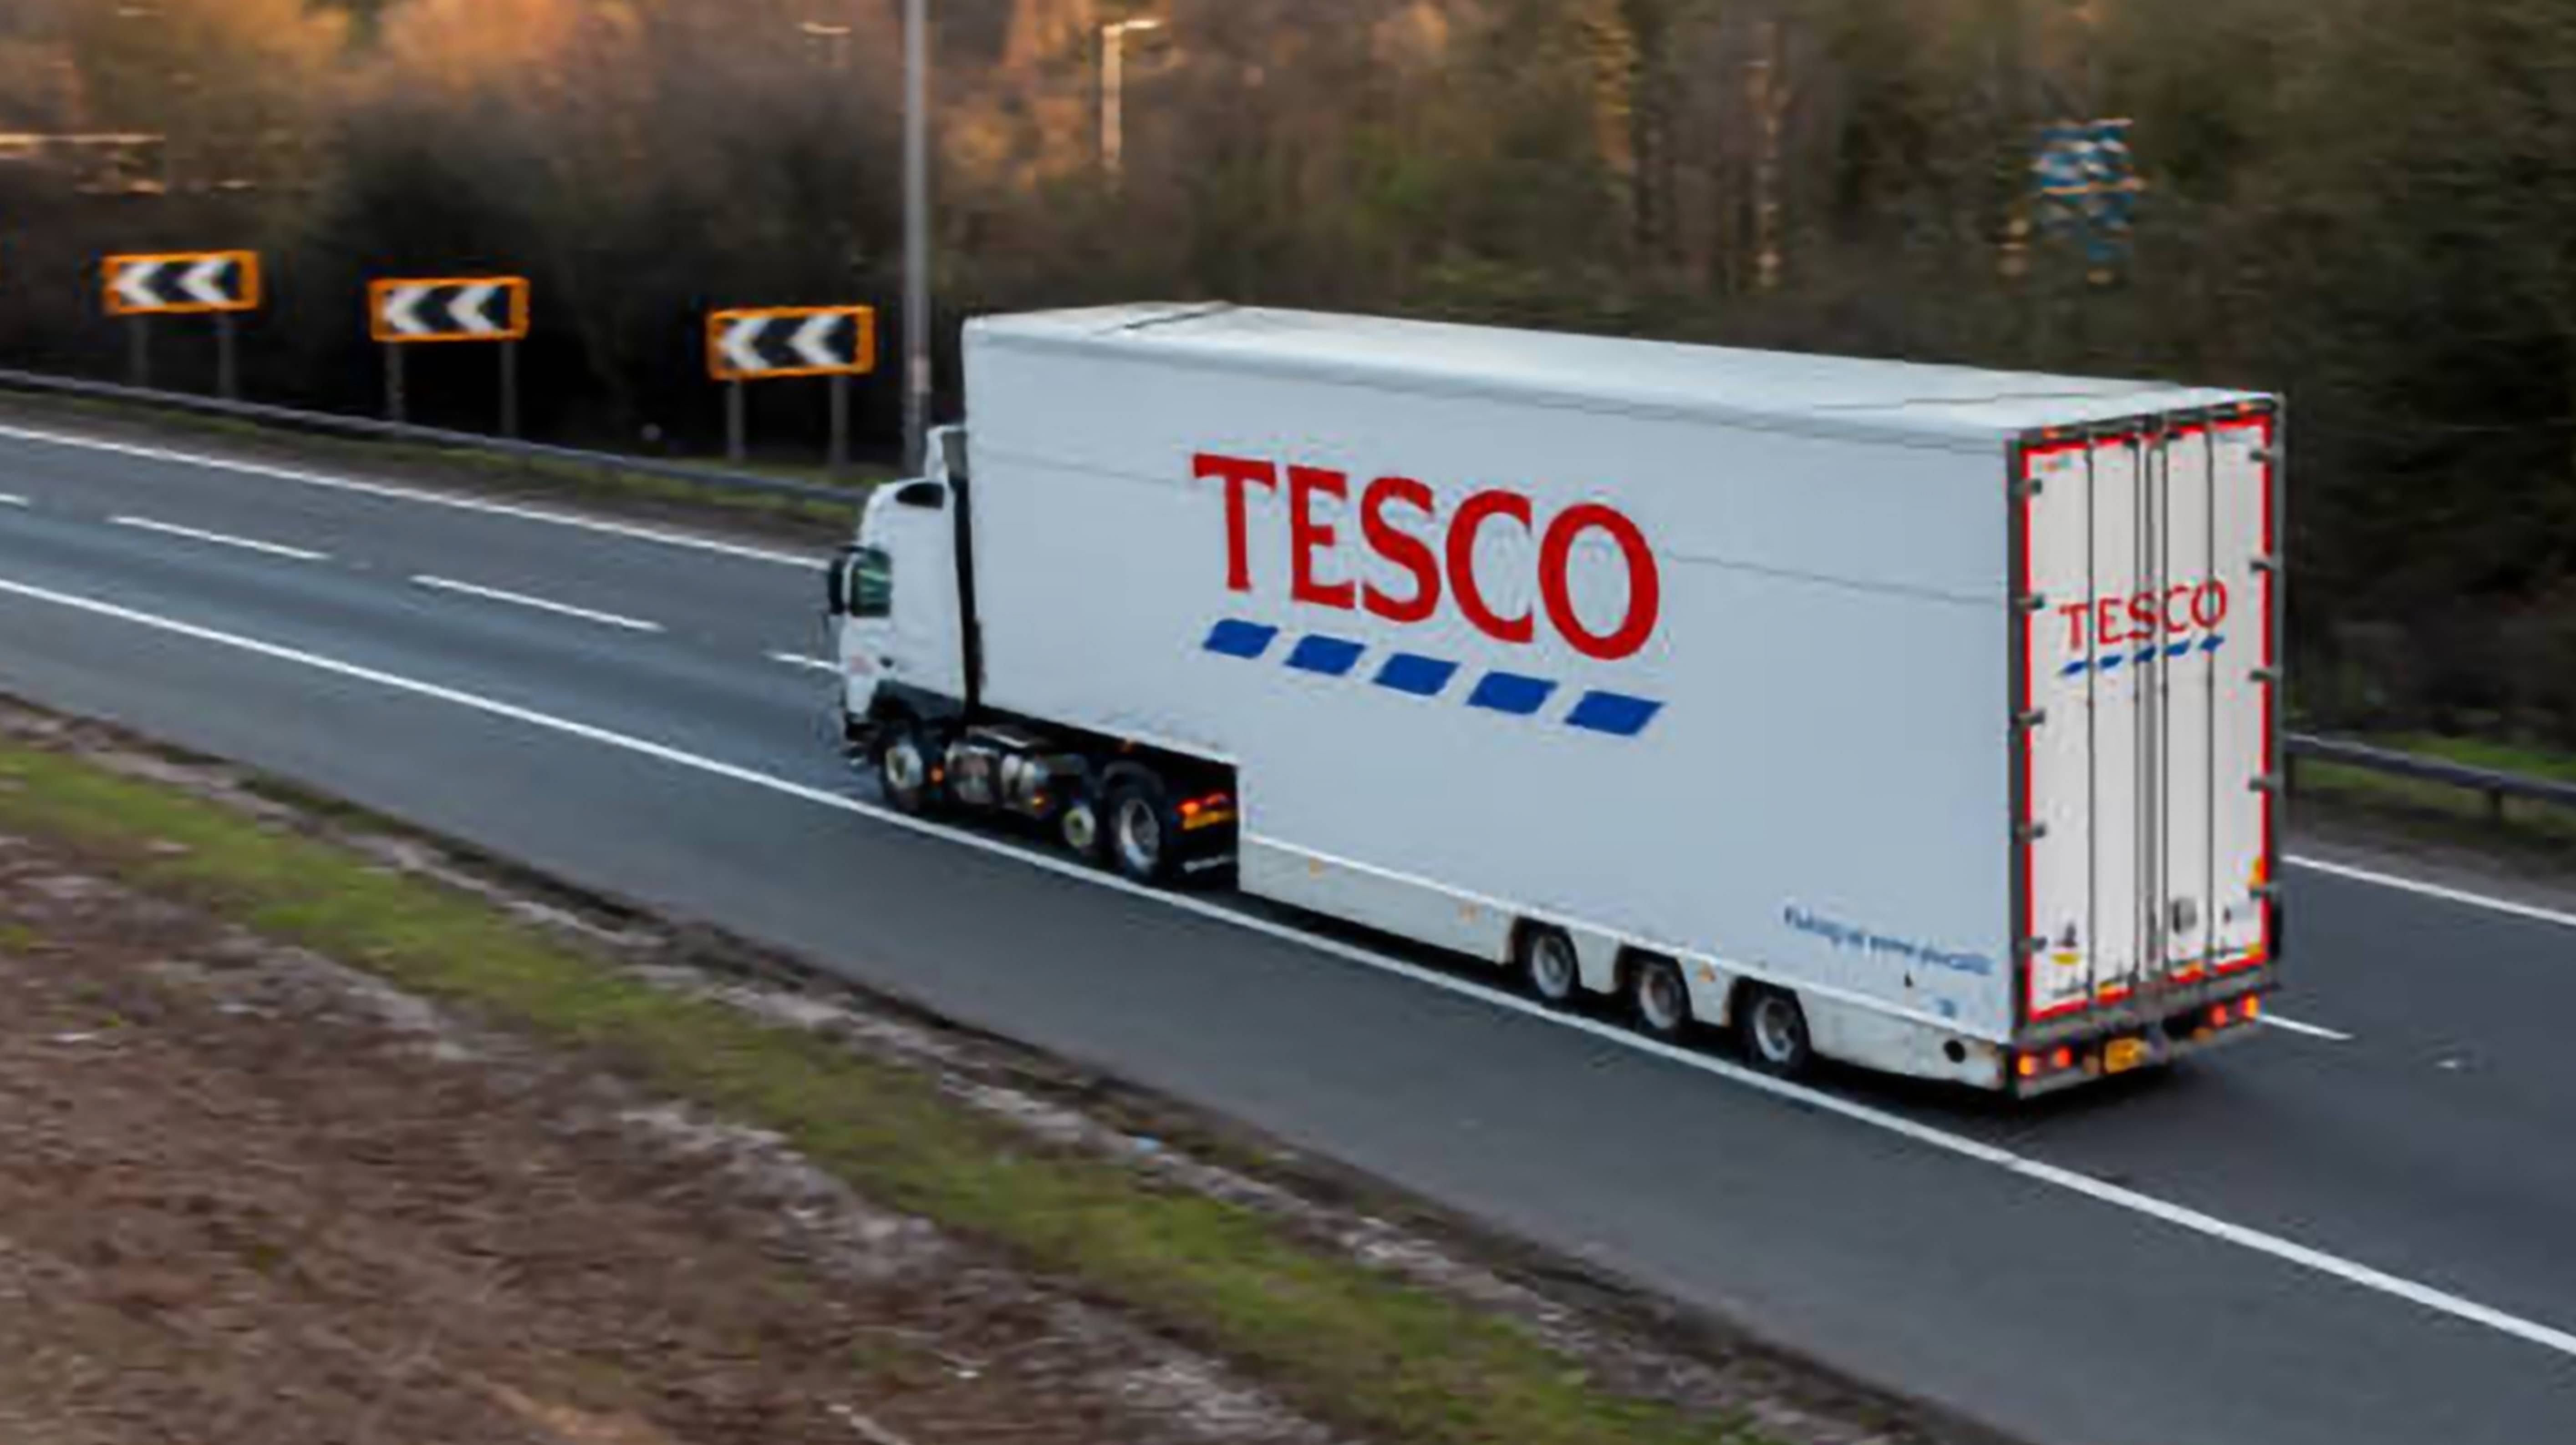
[852,546,894,620]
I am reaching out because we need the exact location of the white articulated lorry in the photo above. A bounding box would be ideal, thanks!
[825,305,2284,1095]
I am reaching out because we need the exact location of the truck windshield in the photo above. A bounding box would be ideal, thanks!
[853,547,892,620]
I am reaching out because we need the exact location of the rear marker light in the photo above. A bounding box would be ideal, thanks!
[2016,1055,2040,1080]
[2242,996,2262,1021]
[2209,1004,2230,1029]
[2050,1047,2074,1071]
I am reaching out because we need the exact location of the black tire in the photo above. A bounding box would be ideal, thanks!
[1517,926,1581,1008]
[1629,956,1693,1040]
[878,722,941,817]
[1105,771,1181,886]
[1059,786,1107,864]
[1737,985,1813,1077]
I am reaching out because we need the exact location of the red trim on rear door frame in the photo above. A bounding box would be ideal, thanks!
[2015,450,2040,1027]
[2234,413,2280,969]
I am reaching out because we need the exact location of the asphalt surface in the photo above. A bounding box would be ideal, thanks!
[2,419,2572,1445]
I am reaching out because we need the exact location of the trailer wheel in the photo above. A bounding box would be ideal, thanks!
[1517,926,1581,1008]
[878,724,941,817]
[1737,986,1813,1077]
[1105,773,1180,887]
[1629,957,1693,1040]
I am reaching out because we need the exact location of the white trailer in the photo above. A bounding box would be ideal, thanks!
[825,305,2284,1094]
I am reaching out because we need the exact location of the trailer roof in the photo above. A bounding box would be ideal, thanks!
[973,304,2268,447]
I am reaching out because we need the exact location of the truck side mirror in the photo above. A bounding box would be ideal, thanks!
[825,548,858,617]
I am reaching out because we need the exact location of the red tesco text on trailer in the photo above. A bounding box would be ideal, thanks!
[1195,453,1663,663]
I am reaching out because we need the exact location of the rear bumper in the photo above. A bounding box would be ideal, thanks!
[2010,979,2275,1098]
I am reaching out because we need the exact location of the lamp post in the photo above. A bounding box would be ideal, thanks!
[901,0,930,474]
[799,20,852,74]
[1100,17,1163,182]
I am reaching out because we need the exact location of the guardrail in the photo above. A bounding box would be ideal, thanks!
[2287,733,2576,821]
[0,365,870,508]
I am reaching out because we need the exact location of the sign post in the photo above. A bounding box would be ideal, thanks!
[368,276,533,433]
[102,250,260,396]
[707,305,878,474]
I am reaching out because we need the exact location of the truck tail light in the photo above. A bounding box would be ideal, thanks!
[1179,793,1236,832]
[2016,1046,2082,1082]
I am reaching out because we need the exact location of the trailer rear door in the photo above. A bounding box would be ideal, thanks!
[2018,413,2278,1029]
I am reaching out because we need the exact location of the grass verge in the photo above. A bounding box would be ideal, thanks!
[2293,733,2576,855]
[0,736,1764,1445]
[0,387,878,537]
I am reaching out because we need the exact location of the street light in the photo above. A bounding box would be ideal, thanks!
[901,0,930,475]
[1100,17,1164,182]
[799,20,853,75]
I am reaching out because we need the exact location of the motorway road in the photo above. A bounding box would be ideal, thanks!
[1,420,2572,1445]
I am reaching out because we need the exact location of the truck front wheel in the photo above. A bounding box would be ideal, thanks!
[879,724,941,817]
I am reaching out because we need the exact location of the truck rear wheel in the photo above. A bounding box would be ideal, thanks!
[1517,926,1581,1009]
[1059,788,1106,863]
[1737,985,1813,1077]
[1105,773,1180,887]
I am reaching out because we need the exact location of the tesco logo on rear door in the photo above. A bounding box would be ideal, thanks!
[2059,581,2230,650]
[1194,452,1663,661]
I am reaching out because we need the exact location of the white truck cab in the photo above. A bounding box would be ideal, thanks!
[830,423,1241,881]
[833,427,971,735]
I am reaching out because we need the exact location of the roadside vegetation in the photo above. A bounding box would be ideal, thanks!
[0,712,1978,1445]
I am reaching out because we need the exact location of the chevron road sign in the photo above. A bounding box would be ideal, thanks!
[708,305,877,382]
[102,251,260,315]
[370,276,531,344]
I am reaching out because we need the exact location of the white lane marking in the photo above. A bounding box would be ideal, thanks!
[0,422,821,569]
[111,515,329,562]
[2288,855,2576,935]
[0,494,26,507]
[15,415,2567,944]
[0,575,2571,1365]
[411,575,664,634]
[2259,1014,2355,1043]
[20,413,2568,941]
[769,652,842,674]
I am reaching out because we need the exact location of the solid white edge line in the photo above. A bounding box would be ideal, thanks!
[769,652,843,674]
[0,494,26,507]
[111,514,329,563]
[0,571,2571,1364]
[2258,1014,2355,1043]
[0,421,821,569]
[2287,855,2576,934]
[411,575,665,634]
